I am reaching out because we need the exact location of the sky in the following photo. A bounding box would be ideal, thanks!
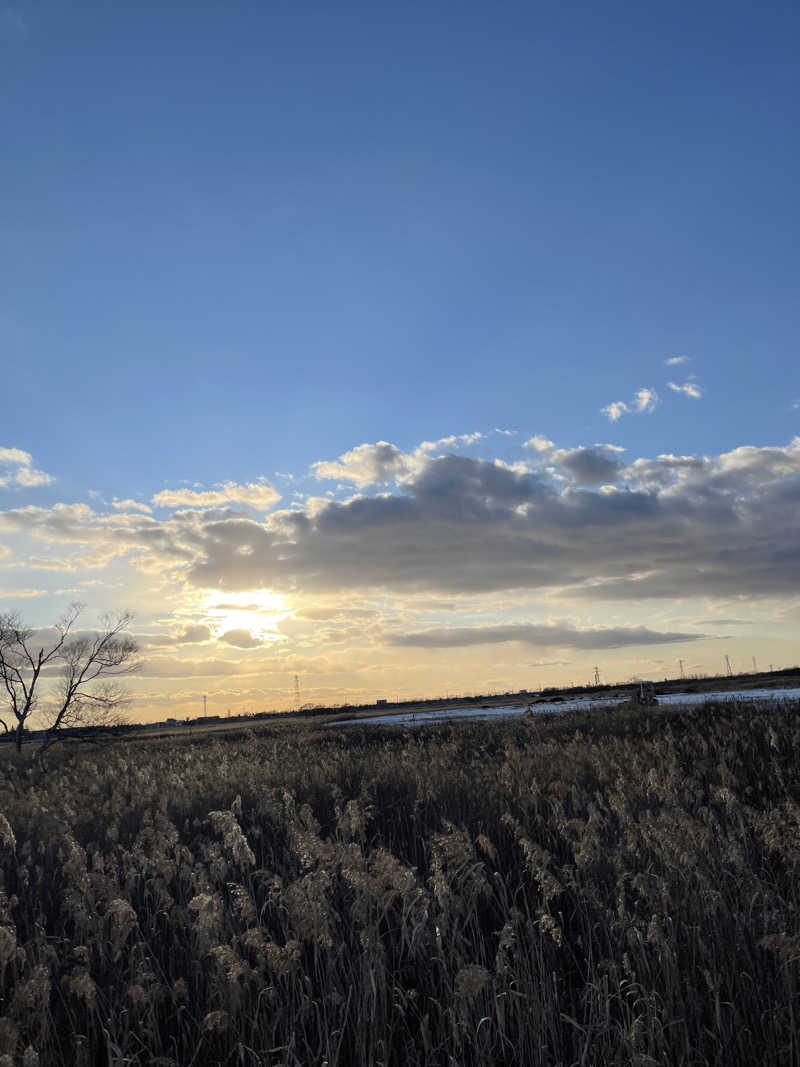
[1,1,799,719]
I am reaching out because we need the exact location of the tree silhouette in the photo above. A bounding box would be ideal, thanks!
[0,603,138,759]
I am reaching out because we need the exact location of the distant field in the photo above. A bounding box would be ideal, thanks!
[1,698,799,1065]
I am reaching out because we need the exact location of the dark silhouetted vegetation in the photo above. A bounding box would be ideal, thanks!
[1,697,799,1065]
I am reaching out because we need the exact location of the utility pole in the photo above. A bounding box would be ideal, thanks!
[203,694,207,718]
[679,659,685,679]
[294,674,300,710]
[752,656,758,674]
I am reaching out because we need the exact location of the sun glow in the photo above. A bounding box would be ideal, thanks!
[201,589,288,639]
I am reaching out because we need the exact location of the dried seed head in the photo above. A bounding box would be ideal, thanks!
[172,978,189,1000]
[106,899,138,953]
[455,964,490,996]
[759,933,800,962]
[0,927,16,972]
[0,815,16,854]
[203,1010,230,1034]
[208,811,256,867]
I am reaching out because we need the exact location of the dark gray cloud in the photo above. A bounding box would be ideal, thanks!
[177,624,212,643]
[168,442,800,599]
[556,448,625,485]
[388,622,705,650]
[218,628,262,649]
[4,438,800,604]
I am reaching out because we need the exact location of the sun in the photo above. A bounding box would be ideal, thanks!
[201,589,287,639]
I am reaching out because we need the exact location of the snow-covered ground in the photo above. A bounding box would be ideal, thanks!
[325,686,800,729]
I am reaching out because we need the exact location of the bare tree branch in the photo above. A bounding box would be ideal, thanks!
[0,605,138,758]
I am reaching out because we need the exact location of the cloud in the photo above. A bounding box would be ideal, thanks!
[417,432,484,453]
[310,433,490,490]
[665,356,690,366]
[218,628,263,649]
[524,438,625,485]
[152,480,280,511]
[311,441,411,487]
[668,381,702,399]
[0,587,47,598]
[17,556,78,571]
[388,622,704,650]
[4,436,800,607]
[176,624,212,644]
[183,438,800,601]
[139,657,259,678]
[0,447,53,489]
[112,499,153,514]
[601,401,629,422]
[601,388,659,421]
[633,388,659,413]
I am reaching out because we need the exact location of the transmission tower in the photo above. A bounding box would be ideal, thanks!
[593,666,600,686]
[203,694,207,718]
[752,656,758,673]
[724,655,733,678]
[294,674,300,709]
[679,659,685,679]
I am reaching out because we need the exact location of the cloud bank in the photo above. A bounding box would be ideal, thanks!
[388,622,704,650]
[3,436,800,608]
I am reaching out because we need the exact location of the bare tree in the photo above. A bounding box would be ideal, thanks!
[0,604,138,759]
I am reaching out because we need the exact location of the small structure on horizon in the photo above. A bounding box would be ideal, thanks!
[630,681,658,707]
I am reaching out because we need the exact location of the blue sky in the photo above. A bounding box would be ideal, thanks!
[1,2,799,715]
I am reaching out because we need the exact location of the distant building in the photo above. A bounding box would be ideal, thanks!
[376,698,388,706]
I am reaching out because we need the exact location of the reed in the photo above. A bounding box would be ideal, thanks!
[0,697,798,1065]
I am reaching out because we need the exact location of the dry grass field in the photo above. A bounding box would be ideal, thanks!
[1,698,799,1065]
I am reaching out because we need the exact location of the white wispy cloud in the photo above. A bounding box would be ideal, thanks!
[633,387,659,413]
[418,431,484,453]
[112,498,153,514]
[311,441,411,487]
[0,447,53,489]
[601,388,659,421]
[601,400,630,422]
[668,381,703,399]
[665,355,690,366]
[311,432,487,489]
[152,479,280,511]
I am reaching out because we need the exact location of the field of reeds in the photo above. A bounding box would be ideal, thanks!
[1,698,799,1066]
